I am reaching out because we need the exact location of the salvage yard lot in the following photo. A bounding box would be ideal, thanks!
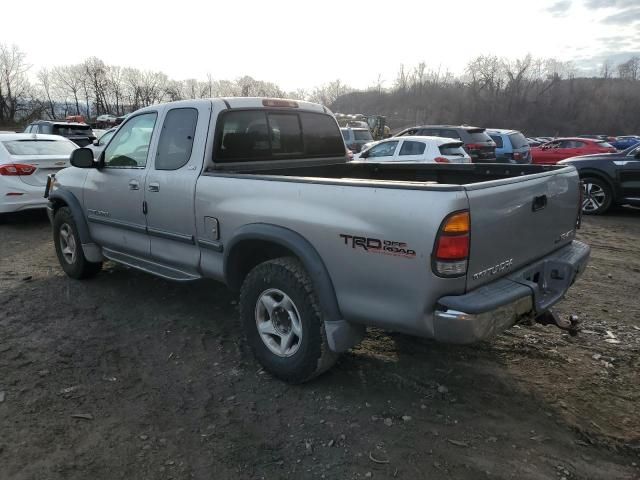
[1,210,639,480]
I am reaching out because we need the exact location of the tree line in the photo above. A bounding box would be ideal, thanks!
[1,41,639,135]
[333,55,640,135]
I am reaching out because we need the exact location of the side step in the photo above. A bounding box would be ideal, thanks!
[102,248,201,282]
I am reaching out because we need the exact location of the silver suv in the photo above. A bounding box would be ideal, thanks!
[341,127,373,153]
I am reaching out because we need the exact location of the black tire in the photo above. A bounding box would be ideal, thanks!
[582,176,612,215]
[53,207,102,279]
[239,257,338,383]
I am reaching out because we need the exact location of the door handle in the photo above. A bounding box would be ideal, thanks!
[148,182,160,192]
[532,194,547,212]
[128,180,139,190]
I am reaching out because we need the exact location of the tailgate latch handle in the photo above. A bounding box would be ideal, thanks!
[532,194,547,212]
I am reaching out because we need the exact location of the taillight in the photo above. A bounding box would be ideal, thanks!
[432,210,470,277]
[0,163,36,176]
[513,152,522,161]
[434,156,449,163]
[466,143,483,151]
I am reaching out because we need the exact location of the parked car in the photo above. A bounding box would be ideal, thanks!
[559,143,640,215]
[527,137,543,147]
[531,137,617,164]
[0,134,76,214]
[96,114,118,125]
[87,127,116,159]
[340,127,373,153]
[394,125,496,162]
[24,120,96,147]
[354,136,471,163]
[46,97,589,383]
[610,135,640,151]
[486,129,532,164]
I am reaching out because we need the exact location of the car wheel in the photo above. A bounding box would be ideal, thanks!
[581,177,612,215]
[53,207,102,279]
[239,257,338,383]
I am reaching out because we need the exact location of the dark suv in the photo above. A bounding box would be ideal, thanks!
[24,120,96,147]
[394,125,496,162]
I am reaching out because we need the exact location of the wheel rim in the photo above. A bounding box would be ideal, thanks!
[59,223,77,264]
[255,288,303,357]
[582,182,606,212]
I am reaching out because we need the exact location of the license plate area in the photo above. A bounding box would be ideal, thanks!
[509,260,576,313]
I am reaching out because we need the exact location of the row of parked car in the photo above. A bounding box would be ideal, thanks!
[340,124,640,215]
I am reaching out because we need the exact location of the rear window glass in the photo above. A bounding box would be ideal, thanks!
[53,125,94,137]
[353,129,373,141]
[2,139,76,156]
[216,110,344,162]
[508,132,528,149]
[489,135,504,148]
[439,143,466,156]
[465,130,492,142]
[399,141,426,156]
[155,108,198,170]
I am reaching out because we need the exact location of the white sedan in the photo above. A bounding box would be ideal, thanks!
[0,133,77,214]
[354,136,471,163]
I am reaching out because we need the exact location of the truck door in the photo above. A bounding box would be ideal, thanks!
[144,103,211,274]
[84,111,159,258]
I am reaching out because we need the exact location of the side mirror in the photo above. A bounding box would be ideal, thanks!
[70,147,96,168]
[93,139,99,146]
[360,150,370,159]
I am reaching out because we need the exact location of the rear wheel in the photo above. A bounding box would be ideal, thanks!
[581,177,612,215]
[53,207,102,279]
[239,257,338,383]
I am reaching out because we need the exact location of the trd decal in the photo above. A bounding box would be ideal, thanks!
[339,234,416,258]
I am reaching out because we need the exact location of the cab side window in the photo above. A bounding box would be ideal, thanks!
[155,108,198,170]
[104,113,157,168]
[399,141,426,156]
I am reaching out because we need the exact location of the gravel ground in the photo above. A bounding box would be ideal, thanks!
[0,208,639,480]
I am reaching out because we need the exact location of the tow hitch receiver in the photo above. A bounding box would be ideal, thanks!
[535,310,580,336]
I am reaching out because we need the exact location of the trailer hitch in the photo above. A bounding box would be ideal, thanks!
[535,310,580,336]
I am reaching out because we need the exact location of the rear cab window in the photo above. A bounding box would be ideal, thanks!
[53,124,94,137]
[155,108,198,170]
[216,109,344,163]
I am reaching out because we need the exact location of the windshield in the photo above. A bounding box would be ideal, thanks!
[53,125,94,137]
[466,130,492,143]
[508,132,528,149]
[353,129,373,141]
[2,139,76,156]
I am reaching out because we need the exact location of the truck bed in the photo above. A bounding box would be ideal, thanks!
[206,161,571,189]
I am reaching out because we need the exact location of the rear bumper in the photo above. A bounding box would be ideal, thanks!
[433,240,590,343]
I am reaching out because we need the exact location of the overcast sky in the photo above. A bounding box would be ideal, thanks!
[1,0,639,90]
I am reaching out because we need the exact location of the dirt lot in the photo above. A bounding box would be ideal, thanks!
[1,209,639,480]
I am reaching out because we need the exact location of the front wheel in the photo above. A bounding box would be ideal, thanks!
[582,177,612,215]
[53,207,102,279]
[239,257,338,383]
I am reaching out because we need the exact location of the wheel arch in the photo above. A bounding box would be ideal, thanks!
[224,223,343,323]
[578,169,620,202]
[48,189,95,248]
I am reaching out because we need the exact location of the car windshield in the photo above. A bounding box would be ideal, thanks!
[508,132,528,149]
[2,139,76,156]
[465,129,492,142]
[53,125,93,137]
[353,129,373,141]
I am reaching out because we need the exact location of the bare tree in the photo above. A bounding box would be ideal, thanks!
[0,43,31,124]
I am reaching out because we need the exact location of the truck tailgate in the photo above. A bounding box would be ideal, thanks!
[465,168,580,291]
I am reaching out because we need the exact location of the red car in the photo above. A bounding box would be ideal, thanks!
[531,137,617,164]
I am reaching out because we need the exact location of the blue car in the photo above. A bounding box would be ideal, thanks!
[610,136,640,151]
[486,129,532,164]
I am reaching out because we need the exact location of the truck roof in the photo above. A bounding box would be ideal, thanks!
[138,97,329,114]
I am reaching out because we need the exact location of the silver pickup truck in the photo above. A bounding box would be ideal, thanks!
[46,98,590,383]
